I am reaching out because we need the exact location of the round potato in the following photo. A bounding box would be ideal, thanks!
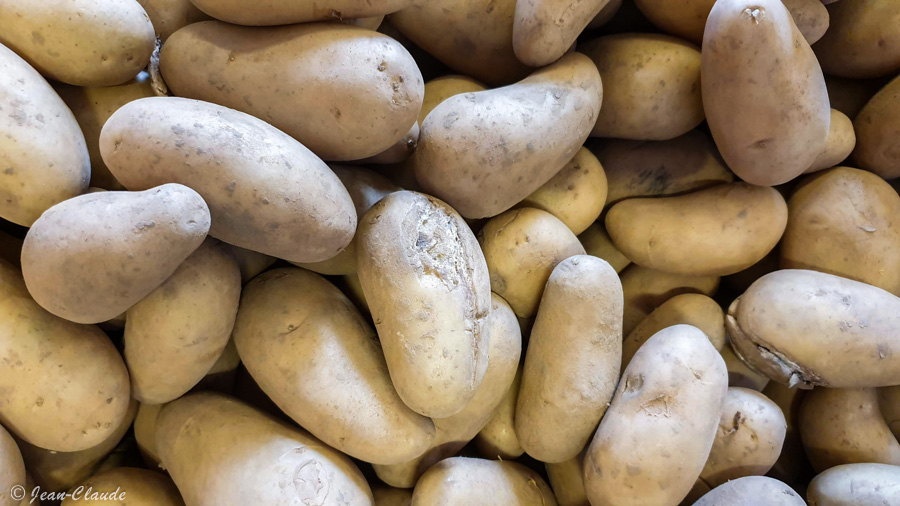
[803,110,856,174]
[545,451,588,506]
[188,0,408,26]
[418,76,486,124]
[474,364,525,459]
[853,75,900,179]
[513,0,610,67]
[619,264,720,335]
[136,0,210,41]
[0,425,25,506]
[813,0,900,79]
[693,476,805,506]
[411,457,557,505]
[782,0,829,44]
[578,222,630,273]
[807,463,900,506]
[61,468,183,505]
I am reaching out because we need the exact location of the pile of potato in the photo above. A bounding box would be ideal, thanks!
[0,0,899,504]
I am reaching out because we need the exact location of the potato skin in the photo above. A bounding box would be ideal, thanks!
[578,223,630,273]
[21,184,210,324]
[693,476,805,506]
[513,0,610,67]
[0,425,25,506]
[804,110,856,174]
[374,487,413,506]
[0,44,89,227]
[419,76,487,125]
[0,0,154,86]
[727,269,900,389]
[161,21,423,161]
[632,0,714,44]
[357,191,491,418]
[189,0,408,26]
[545,452,589,506]
[807,463,900,506]
[620,264,720,335]
[853,75,900,179]
[583,324,728,506]
[414,52,602,219]
[61,468,184,506]
[412,457,557,506]
[136,0,210,41]
[782,0,829,44]
[813,0,900,79]
[702,0,830,186]
[474,364,525,459]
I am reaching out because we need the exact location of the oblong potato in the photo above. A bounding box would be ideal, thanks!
[136,0,210,41]
[693,476,805,506]
[517,255,623,463]
[0,0,154,86]
[853,75,900,179]
[803,110,856,174]
[474,364,525,459]
[727,269,900,388]
[418,75,487,125]
[702,0,830,186]
[545,451,589,506]
[620,264,720,335]
[578,223,630,273]
[581,34,703,141]
[61,467,183,506]
[513,0,610,67]
[606,183,788,276]
[807,463,900,506]
[188,0,408,26]
[812,0,900,79]
[411,457,557,505]
[21,184,210,324]
[0,425,25,506]
[161,21,423,161]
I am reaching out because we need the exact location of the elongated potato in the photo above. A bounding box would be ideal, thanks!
[545,451,589,506]
[513,0,610,67]
[61,468,183,506]
[727,269,900,388]
[803,110,856,174]
[100,97,356,263]
[763,382,812,487]
[21,184,210,324]
[412,457,557,506]
[156,393,372,505]
[693,476,805,506]
[136,0,210,41]
[414,52,601,219]
[813,0,900,79]
[0,425,25,506]
[474,364,525,459]
[702,0,830,186]
[620,264,720,335]
[583,325,728,506]
[807,463,900,505]
[517,256,622,463]
[161,21,423,161]
[582,34,703,141]
[853,75,900,179]
[419,76,487,124]
[188,0,408,25]
[578,223,630,273]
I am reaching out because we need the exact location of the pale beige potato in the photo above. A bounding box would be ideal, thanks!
[693,476,805,506]
[21,184,210,324]
[474,364,525,459]
[880,386,900,440]
[517,256,622,463]
[156,393,372,505]
[61,468,183,505]
[189,0,408,26]
[587,0,622,28]
[0,425,25,506]
[578,222,630,273]
[782,0,829,44]
[620,264,720,335]
[582,34,703,141]
[803,110,856,173]
[161,21,423,161]
[853,75,900,179]
[374,487,412,506]
[134,402,164,470]
[412,457,557,505]
[813,0,900,78]
[479,208,585,318]
[513,0,611,67]
[702,0,830,186]
[763,382,812,487]
[518,148,607,235]
[226,245,275,284]
[807,463,900,505]
[545,451,589,506]
[353,123,419,165]
[101,97,356,263]
[415,53,601,219]
[583,324,728,506]
[721,339,771,391]
[799,388,900,472]
[0,0,154,86]
[418,76,487,125]
[137,0,211,40]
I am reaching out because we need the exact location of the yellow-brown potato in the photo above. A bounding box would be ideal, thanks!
[0,44,89,227]
[632,0,714,44]
[853,75,900,179]
[763,382,812,487]
[607,183,788,276]
[226,245,275,285]
[61,468,183,505]
[799,388,900,472]
[702,0,830,186]
[474,364,525,459]
[517,148,607,235]
[100,97,357,263]
[807,463,900,505]
[693,476,805,506]
[21,184,210,324]
[156,393,372,505]
[134,402,164,470]
[0,425,24,506]
[374,487,412,506]
[782,0,829,44]
[136,0,211,41]
[513,0,610,67]
[803,110,856,174]
[813,0,900,78]
[479,208,586,318]
[517,256,622,463]
[161,21,423,161]
[418,76,487,124]
[880,386,900,440]
[727,269,900,389]
[581,34,703,141]
[415,53,601,219]
[583,325,728,506]
[0,0,154,86]
[721,339,771,391]
[578,222,630,273]
[189,0,408,26]
[545,451,589,506]
[588,0,622,28]
[412,457,557,505]
[620,264,720,335]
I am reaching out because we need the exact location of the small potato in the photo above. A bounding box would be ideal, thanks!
[632,0,714,44]
[807,463,900,505]
[588,0,622,28]
[813,0,900,78]
[134,402,164,469]
[721,339,770,391]
[606,183,787,276]
[411,457,557,505]
[581,34,703,141]
[188,0,409,26]
[374,487,413,506]
[853,75,900,179]
[803,110,856,174]
[583,325,728,506]
[513,0,610,67]
[419,75,487,124]
[620,264,720,335]
[517,256,623,463]
[693,476,805,506]
[136,0,211,41]
[782,0,829,44]
[727,269,900,388]
[61,468,183,505]
[0,0,153,85]
[0,425,25,506]
[880,386,900,440]
[763,382,813,487]
[545,451,589,506]
[479,208,585,318]
[226,245,276,285]
[578,223,630,273]
[474,364,525,459]
[414,52,601,219]
[21,184,210,324]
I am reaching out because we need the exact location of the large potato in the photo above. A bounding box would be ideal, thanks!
[545,451,589,506]
[803,110,856,174]
[0,425,25,506]
[161,21,423,161]
[411,457,557,505]
[513,0,610,67]
[727,269,900,388]
[21,184,210,324]
[581,34,703,141]
[693,476,805,506]
[812,0,900,78]
[0,0,154,86]
[474,364,524,459]
[620,264,720,335]
[136,0,210,41]
[702,0,830,186]
[0,44,89,227]
[517,256,622,463]
[188,0,408,25]
[415,53,601,219]
[583,325,728,506]
[853,75,900,179]
[807,463,900,505]
[578,223,630,273]
[418,75,487,124]
[61,468,183,505]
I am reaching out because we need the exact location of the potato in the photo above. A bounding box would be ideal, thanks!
[721,339,771,391]
[726,269,900,388]
[100,97,356,264]
[188,0,408,26]
[803,110,856,174]
[61,468,183,506]
[782,0,829,44]
[0,44,89,227]
[807,463,900,505]
[345,15,385,30]
[620,264,720,335]
[418,76,487,124]
[588,131,733,208]
[622,293,725,369]
[0,0,154,86]
[702,0,830,186]
[583,325,728,506]
[545,451,589,506]
[763,382,813,487]
[157,393,372,505]
[607,183,787,276]
[513,0,610,67]
[353,123,419,165]
[813,0,900,78]
[693,476,805,506]
[411,457,557,505]
[853,75,900,179]
[0,425,25,506]
[880,386,900,440]
[226,245,276,284]
[161,21,423,161]
[578,222,630,273]
[21,184,210,324]
[479,208,585,318]
[414,53,601,219]
[517,148,607,235]
[136,0,210,41]
[474,364,525,459]
[581,34,703,141]
[374,487,413,506]
[134,403,164,470]
[517,256,622,463]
